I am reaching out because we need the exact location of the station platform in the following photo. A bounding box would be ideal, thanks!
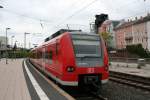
[0,59,74,100]
[0,59,31,100]
[110,62,150,78]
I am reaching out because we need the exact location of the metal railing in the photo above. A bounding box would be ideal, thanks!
[109,57,150,64]
[109,57,150,69]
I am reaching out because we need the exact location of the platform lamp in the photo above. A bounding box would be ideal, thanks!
[6,28,11,64]
[0,5,3,61]
[0,5,3,8]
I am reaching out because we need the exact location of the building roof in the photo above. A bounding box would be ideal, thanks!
[112,21,121,28]
[114,15,150,30]
[114,21,133,30]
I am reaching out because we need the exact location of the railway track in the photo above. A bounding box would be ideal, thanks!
[109,71,150,91]
[63,86,107,100]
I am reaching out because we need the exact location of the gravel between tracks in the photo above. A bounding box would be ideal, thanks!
[101,81,150,100]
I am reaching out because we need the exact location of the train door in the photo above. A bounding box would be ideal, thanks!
[42,47,46,71]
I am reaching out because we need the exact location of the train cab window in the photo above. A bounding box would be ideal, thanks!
[71,33,103,67]
[71,34,102,57]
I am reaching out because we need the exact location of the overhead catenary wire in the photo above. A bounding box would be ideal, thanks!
[1,8,53,23]
[53,0,98,28]
[53,0,149,30]
[0,0,149,32]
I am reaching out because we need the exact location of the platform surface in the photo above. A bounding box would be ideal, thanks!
[110,62,150,77]
[0,59,31,100]
[0,58,74,100]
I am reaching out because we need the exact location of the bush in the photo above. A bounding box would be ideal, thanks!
[126,44,150,58]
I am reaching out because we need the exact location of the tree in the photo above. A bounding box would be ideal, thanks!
[99,32,112,48]
[126,44,150,58]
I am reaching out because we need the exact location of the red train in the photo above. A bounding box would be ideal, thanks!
[29,29,109,88]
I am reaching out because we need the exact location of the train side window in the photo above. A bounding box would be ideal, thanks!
[56,43,58,55]
[49,51,53,64]
[45,51,49,59]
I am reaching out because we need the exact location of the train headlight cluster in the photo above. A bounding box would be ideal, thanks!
[67,66,75,72]
[105,65,109,71]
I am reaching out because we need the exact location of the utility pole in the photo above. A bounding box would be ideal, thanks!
[24,32,30,58]
[66,24,70,30]
[5,28,11,64]
[0,5,3,8]
[11,36,15,48]
[11,36,15,61]
[89,22,95,33]
[24,32,30,50]
[0,5,3,61]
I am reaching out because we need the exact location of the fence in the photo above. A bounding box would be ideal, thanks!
[109,57,150,64]
[109,57,150,69]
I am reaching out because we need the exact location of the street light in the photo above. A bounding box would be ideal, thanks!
[33,43,38,48]
[24,32,30,50]
[0,5,3,8]
[6,28,11,64]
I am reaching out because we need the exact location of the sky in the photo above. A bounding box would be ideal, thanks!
[0,0,150,48]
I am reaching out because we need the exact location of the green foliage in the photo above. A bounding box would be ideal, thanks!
[126,44,150,58]
[99,32,112,41]
[8,49,30,58]
[99,32,112,47]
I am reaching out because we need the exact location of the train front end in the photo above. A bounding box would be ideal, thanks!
[61,32,109,88]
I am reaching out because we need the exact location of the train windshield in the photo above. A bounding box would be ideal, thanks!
[71,33,103,67]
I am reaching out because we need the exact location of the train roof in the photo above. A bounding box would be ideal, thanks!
[44,29,82,42]
[44,29,98,42]
[70,32,99,36]
[31,29,99,51]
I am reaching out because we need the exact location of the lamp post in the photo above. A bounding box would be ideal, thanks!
[14,41,18,59]
[0,6,3,61]
[6,28,11,64]
[33,44,38,48]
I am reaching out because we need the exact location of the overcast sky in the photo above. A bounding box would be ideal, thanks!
[0,0,150,48]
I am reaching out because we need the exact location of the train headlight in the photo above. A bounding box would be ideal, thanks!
[105,65,109,71]
[67,66,75,72]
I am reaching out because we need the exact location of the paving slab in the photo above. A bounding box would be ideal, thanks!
[0,59,31,100]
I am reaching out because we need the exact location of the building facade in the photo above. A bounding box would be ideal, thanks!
[115,14,150,51]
